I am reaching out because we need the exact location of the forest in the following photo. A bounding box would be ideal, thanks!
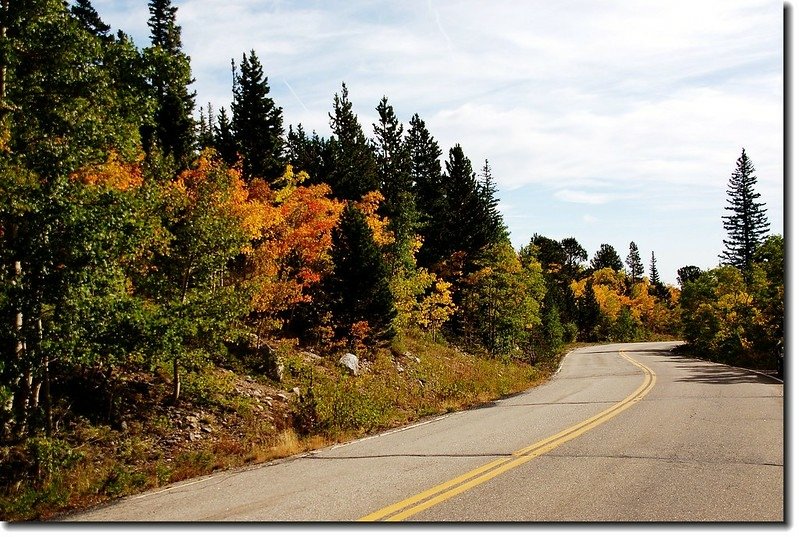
[0,0,783,519]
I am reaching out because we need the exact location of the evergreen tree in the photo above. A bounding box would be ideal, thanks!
[327,83,378,200]
[197,103,215,150]
[561,237,587,281]
[231,50,284,183]
[373,96,416,268]
[69,0,110,38]
[626,241,644,282]
[143,0,196,167]
[720,148,769,274]
[577,280,601,341]
[326,204,396,345]
[213,106,237,166]
[591,244,623,272]
[407,113,445,268]
[426,144,503,268]
[286,124,330,184]
[649,251,661,287]
[478,159,508,243]
[677,265,703,287]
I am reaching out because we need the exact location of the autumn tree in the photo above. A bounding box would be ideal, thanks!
[143,152,252,403]
[720,148,769,275]
[231,50,284,183]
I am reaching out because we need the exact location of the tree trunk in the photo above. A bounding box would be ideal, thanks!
[172,355,181,404]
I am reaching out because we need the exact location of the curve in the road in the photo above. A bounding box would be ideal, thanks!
[360,348,657,522]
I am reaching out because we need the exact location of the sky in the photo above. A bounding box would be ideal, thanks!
[92,0,785,285]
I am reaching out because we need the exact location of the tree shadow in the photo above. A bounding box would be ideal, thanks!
[668,361,782,386]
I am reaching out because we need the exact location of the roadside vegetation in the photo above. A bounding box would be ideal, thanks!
[0,1,781,521]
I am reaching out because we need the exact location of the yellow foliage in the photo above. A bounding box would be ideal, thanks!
[354,190,394,247]
[70,151,144,191]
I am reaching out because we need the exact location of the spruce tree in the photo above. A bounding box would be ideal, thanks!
[626,241,644,282]
[326,204,396,345]
[649,251,661,287]
[213,106,237,166]
[143,0,196,167]
[231,50,284,183]
[720,148,769,273]
[69,0,110,38]
[327,83,378,200]
[373,96,416,268]
[286,124,330,184]
[478,159,508,244]
[407,113,445,268]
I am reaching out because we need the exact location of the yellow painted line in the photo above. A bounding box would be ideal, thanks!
[359,349,656,522]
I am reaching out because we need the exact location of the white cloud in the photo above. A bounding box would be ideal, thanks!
[91,0,783,284]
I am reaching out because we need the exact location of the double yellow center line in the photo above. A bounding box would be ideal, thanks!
[359,349,656,521]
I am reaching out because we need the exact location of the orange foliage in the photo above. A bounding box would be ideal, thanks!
[246,166,344,321]
[354,190,394,247]
[71,151,144,190]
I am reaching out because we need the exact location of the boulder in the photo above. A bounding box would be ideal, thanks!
[339,353,360,375]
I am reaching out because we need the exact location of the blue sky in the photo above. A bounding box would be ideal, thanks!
[92,0,784,284]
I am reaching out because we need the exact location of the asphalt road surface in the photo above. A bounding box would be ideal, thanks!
[63,341,784,522]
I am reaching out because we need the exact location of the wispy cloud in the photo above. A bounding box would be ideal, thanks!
[93,0,783,283]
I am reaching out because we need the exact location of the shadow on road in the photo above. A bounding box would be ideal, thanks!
[668,361,782,386]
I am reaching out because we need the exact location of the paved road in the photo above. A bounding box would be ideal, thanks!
[63,342,784,522]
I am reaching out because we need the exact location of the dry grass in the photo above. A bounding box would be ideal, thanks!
[1,332,572,521]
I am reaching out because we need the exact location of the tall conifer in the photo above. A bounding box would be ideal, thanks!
[327,83,378,200]
[720,148,769,274]
[231,50,284,183]
[143,0,196,167]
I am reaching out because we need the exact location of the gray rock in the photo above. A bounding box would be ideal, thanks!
[404,351,421,363]
[339,353,359,375]
[292,387,301,397]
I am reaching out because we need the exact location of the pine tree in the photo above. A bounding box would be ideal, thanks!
[326,204,396,345]
[407,113,445,268]
[626,241,644,282]
[478,159,508,244]
[213,106,237,166]
[577,281,601,341]
[373,96,416,268]
[591,244,623,272]
[69,0,111,38]
[143,0,196,167]
[327,83,378,200]
[231,50,284,183]
[649,251,661,287]
[677,265,702,287]
[286,124,330,184]
[436,144,484,262]
[720,148,769,273]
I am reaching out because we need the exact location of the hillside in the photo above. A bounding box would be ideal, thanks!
[0,333,564,521]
